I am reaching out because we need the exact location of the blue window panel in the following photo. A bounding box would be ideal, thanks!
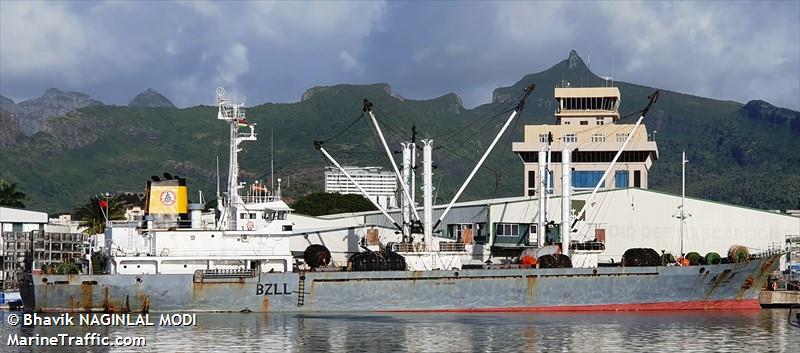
[615,170,629,188]
[572,171,604,188]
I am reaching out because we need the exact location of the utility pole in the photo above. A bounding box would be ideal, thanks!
[680,150,688,256]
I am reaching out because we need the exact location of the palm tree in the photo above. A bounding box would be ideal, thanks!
[0,180,26,208]
[74,196,126,235]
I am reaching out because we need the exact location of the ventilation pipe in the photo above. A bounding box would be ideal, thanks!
[537,150,546,247]
[561,147,571,256]
[422,140,434,251]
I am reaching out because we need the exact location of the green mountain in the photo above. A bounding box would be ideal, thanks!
[128,88,176,108]
[1,51,798,213]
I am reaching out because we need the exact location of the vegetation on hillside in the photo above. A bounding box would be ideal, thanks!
[292,192,377,216]
[0,180,26,208]
[1,52,798,214]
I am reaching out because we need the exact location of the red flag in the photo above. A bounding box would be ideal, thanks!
[98,199,109,208]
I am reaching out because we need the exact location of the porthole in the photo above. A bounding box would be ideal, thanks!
[699,267,706,274]
[41,277,48,283]
[135,277,143,284]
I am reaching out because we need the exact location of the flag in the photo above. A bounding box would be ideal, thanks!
[98,199,108,208]
[237,118,248,128]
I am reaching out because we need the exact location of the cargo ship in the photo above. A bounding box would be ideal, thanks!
[18,84,782,313]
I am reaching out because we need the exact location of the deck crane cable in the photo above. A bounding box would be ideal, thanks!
[431,84,536,231]
[372,105,410,142]
[434,102,517,171]
[318,111,366,144]
[433,94,525,182]
[433,90,524,145]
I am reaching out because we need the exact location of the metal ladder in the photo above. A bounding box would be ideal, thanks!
[297,272,306,307]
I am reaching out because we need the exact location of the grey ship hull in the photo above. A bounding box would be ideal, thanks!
[20,254,780,313]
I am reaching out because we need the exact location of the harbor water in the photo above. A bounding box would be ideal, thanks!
[1,309,798,352]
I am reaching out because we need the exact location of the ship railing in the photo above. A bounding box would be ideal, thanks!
[439,242,466,252]
[194,269,256,280]
[238,195,281,204]
[390,242,466,253]
[107,219,212,230]
[749,245,786,260]
[571,241,606,251]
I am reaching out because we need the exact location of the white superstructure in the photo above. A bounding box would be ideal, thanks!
[102,87,299,275]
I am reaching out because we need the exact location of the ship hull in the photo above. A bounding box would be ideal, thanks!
[21,254,780,313]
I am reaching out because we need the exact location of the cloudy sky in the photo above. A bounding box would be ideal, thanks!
[1,1,798,110]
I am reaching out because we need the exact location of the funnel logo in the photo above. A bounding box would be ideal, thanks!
[160,191,176,206]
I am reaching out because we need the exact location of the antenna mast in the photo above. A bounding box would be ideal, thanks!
[271,128,275,194]
[216,87,256,230]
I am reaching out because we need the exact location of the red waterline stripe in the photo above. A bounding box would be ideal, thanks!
[375,299,761,313]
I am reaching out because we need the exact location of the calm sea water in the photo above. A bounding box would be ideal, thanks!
[2,309,798,352]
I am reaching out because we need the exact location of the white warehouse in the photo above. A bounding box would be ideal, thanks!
[315,188,798,268]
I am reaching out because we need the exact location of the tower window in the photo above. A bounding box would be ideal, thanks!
[538,134,548,143]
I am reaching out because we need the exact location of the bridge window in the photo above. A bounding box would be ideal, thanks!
[572,171,604,188]
[539,134,548,143]
[615,170,629,188]
[496,223,519,237]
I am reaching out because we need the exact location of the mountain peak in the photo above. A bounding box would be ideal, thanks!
[129,88,176,108]
[567,50,586,70]
[11,88,103,135]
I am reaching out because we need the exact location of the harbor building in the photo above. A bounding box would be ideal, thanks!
[1,206,88,290]
[512,86,659,195]
[324,166,398,209]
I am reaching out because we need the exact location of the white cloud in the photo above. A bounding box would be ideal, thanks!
[0,2,90,78]
[338,51,362,73]
[0,1,796,110]
[165,41,178,55]
[216,43,249,84]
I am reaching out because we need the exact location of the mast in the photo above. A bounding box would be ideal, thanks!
[401,143,412,238]
[216,87,256,230]
[271,128,275,194]
[561,146,571,256]
[411,126,417,210]
[537,149,546,247]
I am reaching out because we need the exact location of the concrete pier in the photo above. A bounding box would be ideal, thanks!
[759,290,800,307]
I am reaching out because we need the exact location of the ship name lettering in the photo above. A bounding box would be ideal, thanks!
[256,283,290,296]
